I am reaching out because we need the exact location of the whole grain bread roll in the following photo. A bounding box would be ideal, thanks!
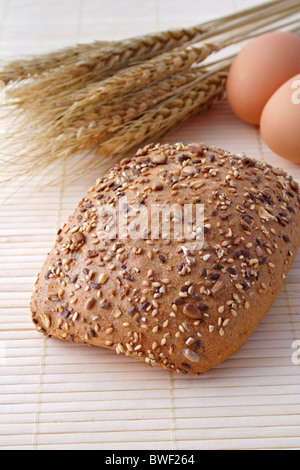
[31,142,300,375]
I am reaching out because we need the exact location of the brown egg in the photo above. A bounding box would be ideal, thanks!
[226,32,300,125]
[260,74,300,164]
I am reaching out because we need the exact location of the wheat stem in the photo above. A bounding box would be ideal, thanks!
[0,0,299,185]
[4,0,298,108]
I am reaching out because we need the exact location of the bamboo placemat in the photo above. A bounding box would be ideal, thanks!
[0,0,300,450]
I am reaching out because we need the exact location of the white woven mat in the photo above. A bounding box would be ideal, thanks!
[0,0,299,450]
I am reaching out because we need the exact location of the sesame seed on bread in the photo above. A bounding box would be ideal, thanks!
[31,142,300,375]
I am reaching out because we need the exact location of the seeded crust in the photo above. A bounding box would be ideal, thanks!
[31,143,300,375]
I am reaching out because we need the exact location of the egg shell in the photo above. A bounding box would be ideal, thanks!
[260,73,300,164]
[226,32,300,125]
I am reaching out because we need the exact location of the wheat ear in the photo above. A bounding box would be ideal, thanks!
[0,0,286,85]
[43,69,207,137]
[58,69,228,180]
[9,0,300,116]
[96,72,227,156]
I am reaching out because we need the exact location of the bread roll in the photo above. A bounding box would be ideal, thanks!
[31,143,300,375]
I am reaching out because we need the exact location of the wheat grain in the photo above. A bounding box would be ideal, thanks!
[3,0,298,107]
[0,0,286,85]
[2,28,209,106]
[95,71,228,159]
[49,68,206,138]
[0,0,299,185]
[0,64,227,184]
[0,41,112,84]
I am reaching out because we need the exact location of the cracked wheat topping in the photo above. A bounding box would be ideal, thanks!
[31,142,300,375]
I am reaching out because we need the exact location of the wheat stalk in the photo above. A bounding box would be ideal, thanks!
[50,67,228,181]
[0,0,300,186]
[0,0,287,85]
[0,62,229,177]
[0,63,228,183]
[6,0,299,121]
[97,71,228,158]
[4,0,298,108]
[6,8,299,144]
[0,41,113,84]
[1,26,211,104]
[50,69,206,137]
